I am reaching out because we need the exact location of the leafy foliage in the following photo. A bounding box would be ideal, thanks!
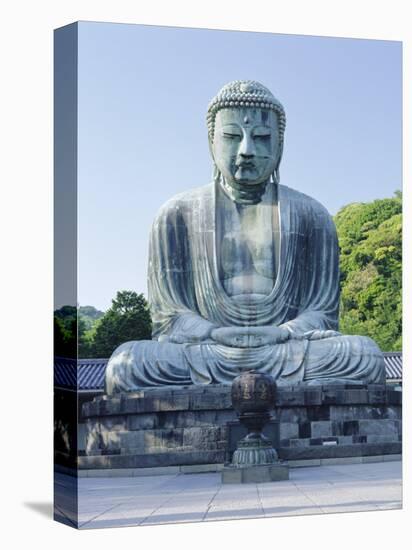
[54,306,77,358]
[78,305,105,357]
[334,191,402,351]
[54,292,152,358]
[88,291,152,358]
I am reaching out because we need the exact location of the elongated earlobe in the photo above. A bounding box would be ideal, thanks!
[212,163,222,184]
[271,170,279,185]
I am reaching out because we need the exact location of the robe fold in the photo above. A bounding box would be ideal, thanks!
[105,182,385,394]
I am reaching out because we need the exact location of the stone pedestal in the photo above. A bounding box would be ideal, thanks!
[222,463,289,484]
[80,383,401,470]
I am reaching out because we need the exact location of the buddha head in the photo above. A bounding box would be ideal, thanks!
[207,80,286,203]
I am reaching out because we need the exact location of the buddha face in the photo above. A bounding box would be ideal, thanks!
[212,107,280,187]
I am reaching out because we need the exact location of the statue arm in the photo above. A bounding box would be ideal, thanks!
[279,201,340,338]
[164,313,217,343]
[148,200,217,343]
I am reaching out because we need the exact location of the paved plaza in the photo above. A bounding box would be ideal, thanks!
[55,460,402,529]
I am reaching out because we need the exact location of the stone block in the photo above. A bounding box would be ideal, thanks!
[358,419,398,437]
[191,391,232,410]
[311,421,332,438]
[366,435,397,444]
[320,456,362,465]
[118,430,145,452]
[383,453,402,462]
[85,426,103,454]
[343,420,359,435]
[182,426,220,450]
[127,413,157,431]
[306,405,330,421]
[299,422,311,438]
[81,401,91,417]
[329,406,348,422]
[343,389,368,404]
[100,398,122,415]
[352,435,367,443]
[215,410,237,425]
[367,388,387,405]
[160,428,184,450]
[81,384,403,472]
[79,449,226,470]
[120,390,144,399]
[385,406,402,420]
[304,388,322,406]
[386,390,402,406]
[243,463,289,483]
[279,444,366,461]
[289,438,310,448]
[331,421,343,435]
[279,422,299,440]
[362,455,384,463]
[180,463,223,473]
[133,466,181,476]
[322,437,338,444]
[276,407,307,423]
[276,390,305,407]
[100,430,123,451]
[222,463,289,484]
[157,394,190,411]
[99,415,127,431]
[330,404,390,421]
[287,459,321,467]
[85,401,100,417]
[221,467,242,484]
[309,438,323,446]
[338,436,353,445]
[322,388,345,405]
[330,405,363,421]
[122,397,141,414]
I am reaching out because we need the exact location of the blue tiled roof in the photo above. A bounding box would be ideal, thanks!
[54,352,403,391]
[383,352,402,380]
[54,357,108,391]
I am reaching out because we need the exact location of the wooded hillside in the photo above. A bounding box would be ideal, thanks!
[334,191,402,351]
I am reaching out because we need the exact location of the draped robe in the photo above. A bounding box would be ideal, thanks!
[105,182,385,394]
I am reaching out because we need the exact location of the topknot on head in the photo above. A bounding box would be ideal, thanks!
[206,80,286,143]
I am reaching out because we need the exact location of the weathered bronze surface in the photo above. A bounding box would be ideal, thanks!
[105,80,386,393]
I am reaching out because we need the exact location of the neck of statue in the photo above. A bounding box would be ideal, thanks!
[219,175,274,205]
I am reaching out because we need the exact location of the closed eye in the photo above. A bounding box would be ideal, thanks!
[223,132,241,139]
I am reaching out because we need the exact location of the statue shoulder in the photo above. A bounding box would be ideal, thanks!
[153,183,213,224]
[279,184,333,222]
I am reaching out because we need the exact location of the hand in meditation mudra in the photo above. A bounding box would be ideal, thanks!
[105,80,385,394]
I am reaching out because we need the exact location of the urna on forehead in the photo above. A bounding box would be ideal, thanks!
[215,106,277,127]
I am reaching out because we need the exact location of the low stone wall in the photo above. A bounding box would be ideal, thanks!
[80,384,401,470]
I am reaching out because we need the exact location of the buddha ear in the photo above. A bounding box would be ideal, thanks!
[275,140,284,176]
[270,140,283,184]
[208,137,216,162]
[212,162,221,183]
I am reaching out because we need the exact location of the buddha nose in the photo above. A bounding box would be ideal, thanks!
[239,133,255,158]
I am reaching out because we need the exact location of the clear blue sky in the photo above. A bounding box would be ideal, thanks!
[77,22,402,312]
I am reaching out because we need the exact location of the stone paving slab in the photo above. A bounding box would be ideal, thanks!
[72,461,402,529]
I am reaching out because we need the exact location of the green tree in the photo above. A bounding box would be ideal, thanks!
[54,308,77,358]
[335,191,402,351]
[78,305,104,357]
[79,305,104,330]
[90,291,152,358]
